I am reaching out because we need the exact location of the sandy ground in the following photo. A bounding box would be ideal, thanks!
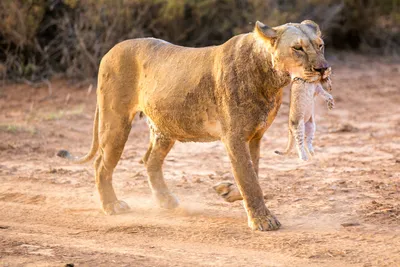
[0,54,399,267]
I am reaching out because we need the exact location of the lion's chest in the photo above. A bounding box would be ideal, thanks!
[238,89,284,138]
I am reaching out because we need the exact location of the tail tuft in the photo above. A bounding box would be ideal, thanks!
[57,149,71,159]
[274,150,282,155]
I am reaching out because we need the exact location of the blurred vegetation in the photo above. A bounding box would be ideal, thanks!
[0,0,399,81]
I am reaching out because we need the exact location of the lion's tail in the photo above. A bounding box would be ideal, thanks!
[57,106,99,164]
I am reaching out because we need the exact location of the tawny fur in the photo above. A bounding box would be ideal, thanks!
[58,20,330,231]
[275,78,334,161]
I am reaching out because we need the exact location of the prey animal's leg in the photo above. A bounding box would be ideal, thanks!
[321,69,332,92]
[222,136,280,231]
[316,84,335,110]
[305,116,316,156]
[292,120,308,161]
[144,134,178,209]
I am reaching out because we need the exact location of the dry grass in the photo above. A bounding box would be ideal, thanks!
[0,124,37,135]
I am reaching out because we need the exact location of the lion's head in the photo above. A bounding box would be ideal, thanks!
[254,20,330,83]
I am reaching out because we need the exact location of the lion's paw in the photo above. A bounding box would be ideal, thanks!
[154,192,179,209]
[213,182,242,202]
[103,200,130,215]
[248,213,281,231]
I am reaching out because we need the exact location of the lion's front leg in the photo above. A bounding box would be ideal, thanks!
[222,136,281,231]
[214,136,263,203]
[249,137,262,176]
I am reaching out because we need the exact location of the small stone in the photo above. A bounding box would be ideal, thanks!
[194,177,202,183]
[341,222,360,227]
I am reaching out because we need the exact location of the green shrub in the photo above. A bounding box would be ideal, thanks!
[0,0,399,80]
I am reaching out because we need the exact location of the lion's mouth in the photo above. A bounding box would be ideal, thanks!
[302,67,331,83]
[302,71,321,83]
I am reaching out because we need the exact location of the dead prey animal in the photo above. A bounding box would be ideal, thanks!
[275,76,334,161]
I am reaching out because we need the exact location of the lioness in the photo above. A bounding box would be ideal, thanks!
[58,20,330,231]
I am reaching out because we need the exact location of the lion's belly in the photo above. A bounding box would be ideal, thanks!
[144,111,222,142]
[141,92,222,142]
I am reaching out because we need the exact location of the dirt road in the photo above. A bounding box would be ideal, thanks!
[0,55,399,266]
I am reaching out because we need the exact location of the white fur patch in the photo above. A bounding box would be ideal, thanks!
[146,116,159,133]
[204,120,222,137]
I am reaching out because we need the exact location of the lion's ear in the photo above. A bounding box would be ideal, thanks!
[301,20,321,36]
[254,21,277,41]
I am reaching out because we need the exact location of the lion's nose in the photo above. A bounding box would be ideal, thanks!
[313,62,330,74]
[313,67,327,74]
[313,66,329,74]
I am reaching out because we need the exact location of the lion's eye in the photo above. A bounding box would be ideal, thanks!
[319,44,324,50]
[292,46,303,51]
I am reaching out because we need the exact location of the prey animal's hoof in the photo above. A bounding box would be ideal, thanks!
[154,192,179,209]
[248,213,281,231]
[307,144,315,156]
[299,155,309,161]
[327,97,335,110]
[213,182,242,202]
[298,150,309,161]
[103,200,130,215]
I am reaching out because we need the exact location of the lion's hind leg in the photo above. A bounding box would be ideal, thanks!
[213,182,243,202]
[144,134,179,209]
[139,129,154,165]
[95,114,133,215]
